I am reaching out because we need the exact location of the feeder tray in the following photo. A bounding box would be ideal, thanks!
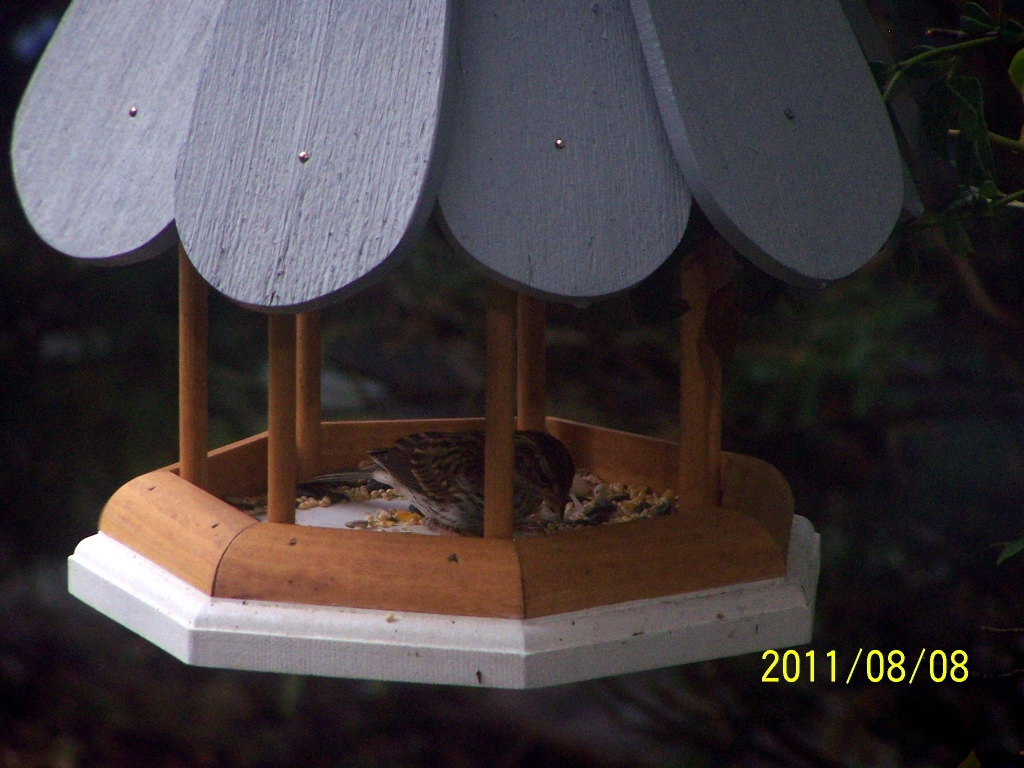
[13,0,901,686]
[70,418,818,688]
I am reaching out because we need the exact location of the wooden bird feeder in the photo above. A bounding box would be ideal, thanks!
[13,0,902,687]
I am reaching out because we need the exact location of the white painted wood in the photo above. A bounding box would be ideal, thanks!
[438,0,691,301]
[175,0,451,311]
[11,0,223,263]
[67,517,818,688]
[630,0,903,285]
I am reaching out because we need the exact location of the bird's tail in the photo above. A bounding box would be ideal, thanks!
[302,469,375,486]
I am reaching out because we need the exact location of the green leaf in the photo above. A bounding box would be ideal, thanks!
[901,45,951,80]
[960,2,996,36]
[921,80,955,156]
[997,536,1024,565]
[979,179,1000,198]
[905,60,951,80]
[1009,47,1024,92]
[1000,19,1024,46]
[954,134,987,187]
[973,191,995,217]
[948,75,997,181]
[949,75,986,135]
[957,750,982,768]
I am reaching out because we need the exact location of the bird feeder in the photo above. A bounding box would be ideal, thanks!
[13,0,902,687]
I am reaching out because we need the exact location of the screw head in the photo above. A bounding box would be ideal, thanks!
[128,106,138,117]
[298,151,310,163]
[554,138,565,150]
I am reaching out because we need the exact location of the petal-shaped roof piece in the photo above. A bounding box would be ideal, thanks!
[11,0,223,263]
[630,0,903,285]
[175,0,451,311]
[838,0,924,218]
[438,0,690,301]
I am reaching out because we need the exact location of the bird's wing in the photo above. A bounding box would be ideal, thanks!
[407,431,484,504]
[367,444,422,495]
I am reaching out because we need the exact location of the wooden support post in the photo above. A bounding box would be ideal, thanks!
[678,237,727,511]
[268,314,297,524]
[484,280,517,540]
[178,242,209,489]
[296,311,322,480]
[517,293,546,432]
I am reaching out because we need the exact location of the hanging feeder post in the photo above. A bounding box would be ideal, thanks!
[178,242,209,490]
[516,292,546,432]
[268,314,297,524]
[296,311,322,480]
[678,236,726,511]
[484,280,517,539]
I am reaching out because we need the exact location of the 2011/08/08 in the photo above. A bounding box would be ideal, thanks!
[761,649,968,684]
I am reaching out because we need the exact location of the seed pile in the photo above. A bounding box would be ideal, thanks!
[224,473,677,535]
[345,508,426,531]
[224,483,408,519]
[342,471,677,535]
[527,473,677,534]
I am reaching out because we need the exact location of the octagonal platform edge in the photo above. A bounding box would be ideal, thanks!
[100,418,794,619]
[68,514,818,688]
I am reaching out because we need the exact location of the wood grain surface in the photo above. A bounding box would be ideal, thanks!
[484,282,517,539]
[630,0,903,284]
[214,523,525,618]
[209,505,785,620]
[516,507,786,618]
[168,416,792,546]
[296,312,322,481]
[546,418,678,492]
[267,315,297,524]
[438,0,690,300]
[178,243,209,490]
[140,418,792,616]
[517,293,547,432]
[12,0,223,263]
[175,0,451,310]
[720,452,795,554]
[319,418,486,477]
[678,238,733,510]
[99,470,256,594]
[204,433,269,498]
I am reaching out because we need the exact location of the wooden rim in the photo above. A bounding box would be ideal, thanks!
[106,418,792,619]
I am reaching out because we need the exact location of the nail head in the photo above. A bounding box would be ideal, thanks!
[554,138,565,150]
[298,151,310,163]
[128,106,138,117]
[784,108,795,120]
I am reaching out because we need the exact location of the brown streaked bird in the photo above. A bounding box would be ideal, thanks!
[316,431,575,535]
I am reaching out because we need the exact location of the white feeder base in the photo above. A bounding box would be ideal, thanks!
[67,516,819,689]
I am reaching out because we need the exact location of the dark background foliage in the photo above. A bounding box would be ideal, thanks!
[1,1,1024,766]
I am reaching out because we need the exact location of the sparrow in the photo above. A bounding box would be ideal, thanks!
[311,431,575,535]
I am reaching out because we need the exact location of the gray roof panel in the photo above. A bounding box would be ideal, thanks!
[174,0,451,311]
[437,0,691,301]
[11,0,223,263]
[13,0,907,300]
[630,0,903,284]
